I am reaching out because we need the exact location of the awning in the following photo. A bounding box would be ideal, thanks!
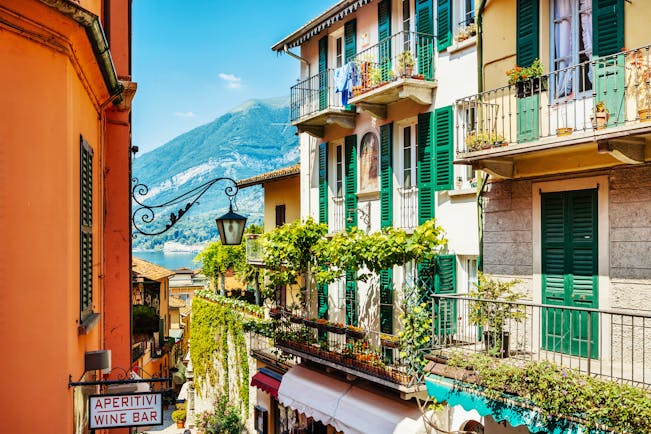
[425,375,609,434]
[251,368,282,399]
[177,381,188,401]
[169,328,184,341]
[278,365,425,434]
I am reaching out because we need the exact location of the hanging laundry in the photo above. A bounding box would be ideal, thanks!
[335,61,360,106]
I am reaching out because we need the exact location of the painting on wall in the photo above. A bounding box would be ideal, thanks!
[359,132,379,192]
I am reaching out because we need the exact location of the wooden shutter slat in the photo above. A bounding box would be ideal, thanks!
[593,0,624,57]
[319,36,328,110]
[380,123,393,228]
[417,112,434,225]
[345,135,357,230]
[436,0,452,51]
[434,106,453,191]
[516,0,539,68]
[318,142,328,224]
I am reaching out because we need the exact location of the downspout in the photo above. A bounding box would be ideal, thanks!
[476,0,488,273]
[284,44,311,78]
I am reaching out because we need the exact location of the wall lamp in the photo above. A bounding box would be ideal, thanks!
[131,176,247,245]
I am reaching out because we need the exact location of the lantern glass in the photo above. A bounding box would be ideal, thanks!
[215,207,247,245]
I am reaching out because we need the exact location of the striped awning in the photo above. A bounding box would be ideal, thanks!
[251,368,282,399]
[272,0,372,51]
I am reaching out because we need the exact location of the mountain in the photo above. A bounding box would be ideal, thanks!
[132,96,298,250]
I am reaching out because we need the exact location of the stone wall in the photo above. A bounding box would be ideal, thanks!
[609,165,651,312]
[482,179,534,297]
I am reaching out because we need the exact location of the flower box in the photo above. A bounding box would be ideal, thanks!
[289,316,303,324]
[345,327,366,340]
[515,76,548,98]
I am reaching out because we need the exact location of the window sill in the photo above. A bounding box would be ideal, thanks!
[78,312,100,335]
[448,36,477,55]
[448,188,477,197]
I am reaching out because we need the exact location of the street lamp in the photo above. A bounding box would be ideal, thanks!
[131,176,247,245]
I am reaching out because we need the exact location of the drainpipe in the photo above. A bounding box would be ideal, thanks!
[284,44,311,78]
[476,0,488,272]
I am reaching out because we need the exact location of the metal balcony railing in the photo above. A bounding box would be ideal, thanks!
[290,68,351,123]
[427,293,651,390]
[331,196,346,233]
[456,45,651,154]
[350,31,436,97]
[397,186,418,232]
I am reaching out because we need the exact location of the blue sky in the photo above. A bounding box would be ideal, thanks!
[132,1,336,154]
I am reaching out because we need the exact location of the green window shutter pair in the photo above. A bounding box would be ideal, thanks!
[317,283,329,320]
[345,270,358,326]
[319,36,328,111]
[344,135,357,230]
[380,123,393,229]
[378,0,392,81]
[80,136,93,320]
[379,268,394,334]
[318,142,328,225]
[437,0,452,52]
[593,0,624,57]
[417,106,454,225]
[434,254,457,336]
[516,0,539,68]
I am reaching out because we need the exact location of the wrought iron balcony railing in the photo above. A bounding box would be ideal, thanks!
[456,45,651,155]
[350,31,436,98]
[290,68,352,123]
[427,293,651,390]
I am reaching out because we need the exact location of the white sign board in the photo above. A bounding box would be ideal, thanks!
[89,392,163,429]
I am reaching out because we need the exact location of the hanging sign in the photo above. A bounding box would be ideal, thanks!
[89,392,163,429]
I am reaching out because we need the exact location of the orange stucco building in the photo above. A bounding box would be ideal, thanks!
[0,0,134,433]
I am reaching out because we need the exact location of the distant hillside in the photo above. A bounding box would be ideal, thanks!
[132,97,298,250]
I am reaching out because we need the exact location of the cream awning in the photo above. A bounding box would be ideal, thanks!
[278,365,425,434]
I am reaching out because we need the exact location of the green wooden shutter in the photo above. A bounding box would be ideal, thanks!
[594,54,625,126]
[434,106,453,191]
[379,269,394,334]
[517,94,540,142]
[416,0,434,79]
[380,123,393,228]
[318,142,328,225]
[344,19,357,63]
[516,0,539,68]
[345,270,358,326]
[417,112,434,225]
[593,0,624,57]
[317,283,329,320]
[542,190,598,358]
[319,36,328,111]
[345,135,357,230]
[436,0,452,52]
[80,136,93,320]
[434,255,457,337]
[378,0,392,81]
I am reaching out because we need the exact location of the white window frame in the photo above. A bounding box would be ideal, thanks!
[330,28,344,69]
[454,0,475,28]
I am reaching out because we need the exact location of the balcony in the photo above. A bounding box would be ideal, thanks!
[290,69,357,137]
[456,45,651,179]
[348,31,437,119]
[396,186,418,232]
[425,293,651,390]
[271,310,417,394]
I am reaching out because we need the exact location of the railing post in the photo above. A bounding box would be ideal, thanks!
[587,310,592,375]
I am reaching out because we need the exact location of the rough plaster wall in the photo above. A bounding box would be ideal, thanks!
[609,165,651,313]
[482,179,534,297]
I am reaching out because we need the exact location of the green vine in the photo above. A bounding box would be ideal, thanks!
[190,296,253,414]
[446,352,651,433]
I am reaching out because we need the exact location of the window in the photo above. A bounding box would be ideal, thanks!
[335,144,343,197]
[402,0,411,50]
[458,0,475,26]
[552,0,593,98]
[275,205,286,227]
[80,136,93,322]
[359,132,379,192]
[401,125,417,188]
[335,36,343,68]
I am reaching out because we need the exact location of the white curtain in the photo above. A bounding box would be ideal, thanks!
[555,0,573,97]
[580,0,593,87]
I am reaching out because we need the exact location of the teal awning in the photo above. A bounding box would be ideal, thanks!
[425,375,608,434]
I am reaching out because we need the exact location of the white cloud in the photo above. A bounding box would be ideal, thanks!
[218,72,243,89]
[173,111,196,118]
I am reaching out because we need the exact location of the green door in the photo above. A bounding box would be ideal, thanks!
[517,94,539,143]
[541,189,598,358]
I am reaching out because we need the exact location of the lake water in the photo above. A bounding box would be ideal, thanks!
[132,250,201,271]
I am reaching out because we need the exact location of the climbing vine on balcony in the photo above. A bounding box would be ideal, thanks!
[446,352,651,433]
[190,297,250,413]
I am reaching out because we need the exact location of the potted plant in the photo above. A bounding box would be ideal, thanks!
[345,324,366,339]
[465,131,506,151]
[468,273,526,358]
[397,51,415,77]
[172,408,187,428]
[591,101,610,130]
[506,58,547,98]
[380,333,399,349]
